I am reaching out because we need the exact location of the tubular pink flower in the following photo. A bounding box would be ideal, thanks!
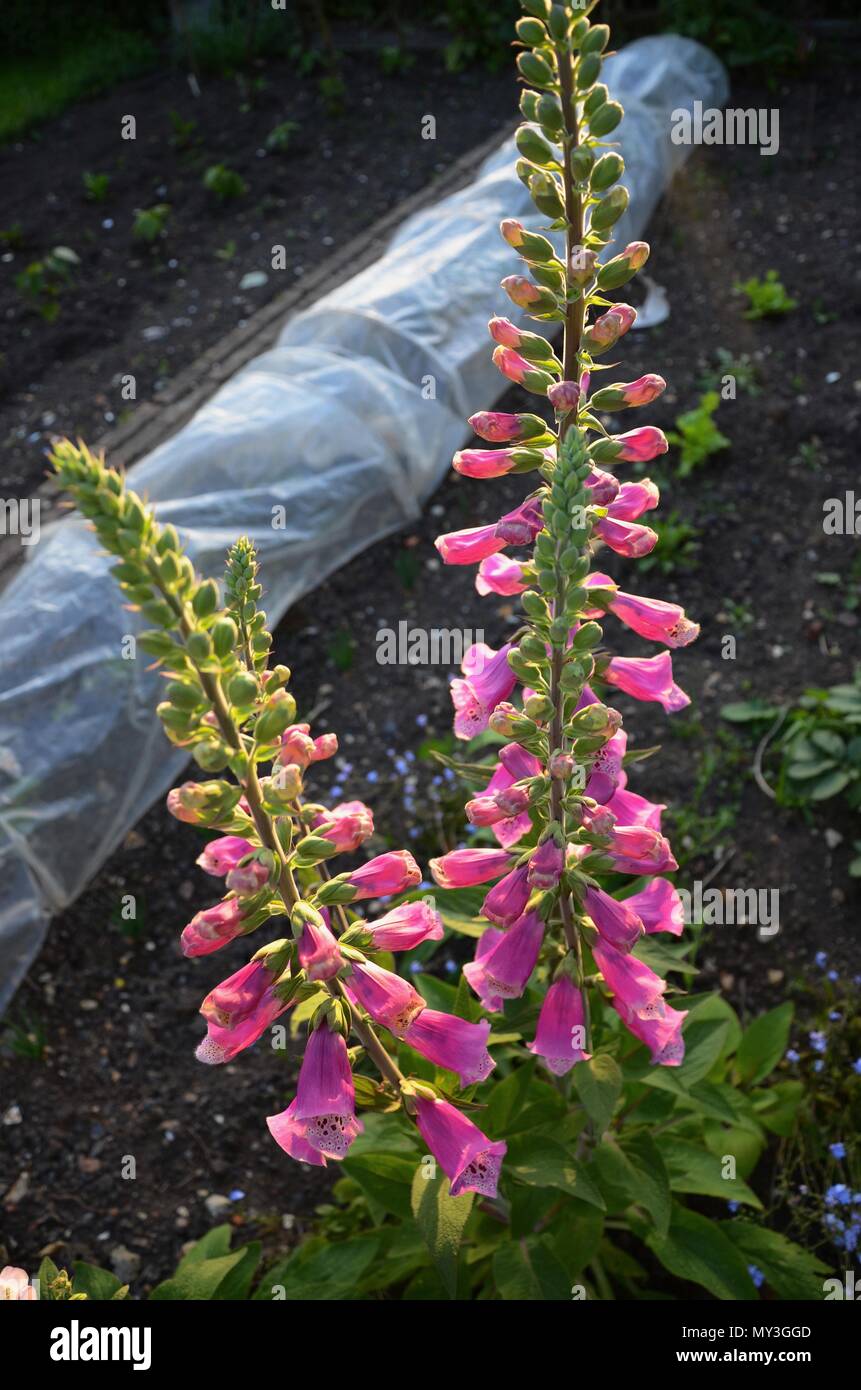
[499,218,525,248]
[347,961,426,1036]
[604,651,691,713]
[266,1025,362,1165]
[366,900,444,951]
[450,641,517,740]
[464,910,544,1011]
[298,914,343,981]
[277,723,317,769]
[623,877,685,936]
[404,1010,495,1086]
[476,554,528,596]
[593,941,666,1018]
[346,850,422,899]
[528,976,591,1075]
[487,315,523,348]
[181,897,245,957]
[493,344,539,384]
[606,426,669,462]
[311,733,338,762]
[607,479,660,521]
[612,997,687,1066]
[167,782,212,824]
[604,824,678,875]
[467,405,536,439]
[430,847,512,889]
[453,447,519,479]
[482,863,531,927]
[594,515,658,557]
[414,1096,506,1198]
[547,379,581,413]
[500,274,544,308]
[586,727,627,804]
[197,959,288,1064]
[528,837,564,889]
[435,523,507,566]
[585,468,620,506]
[582,885,644,953]
[583,303,637,352]
[605,784,665,831]
[479,742,541,848]
[494,497,544,544]
[226,856,272,895]
[608,590,700,648]
[313,800,374,852]
[196,835,255,877]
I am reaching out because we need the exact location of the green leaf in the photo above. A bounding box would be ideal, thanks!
[175,1224,232,1271]
[72,1261,126,1301]
[36,1257,61,1298]
[410,1169,473,1299]
[721,700,781,723]
[676,1019,730,1085]
[255,1236,380,1300]
[734,1002,793,1086]
[550,1199,605,1278]
[658,1137,762,1208]
[808,768,852,800]
[646,1204,757,1300]
[573,1053,622,1135]
[591,1135,671,1236]
[723,1221,830,1300]
[492,1237,572,1300]
[414,972,458,1012]
[506,1134,605,1209]
[149,1246,256,1301]
[343,1152,416,1220]
[484,1059,537,1138]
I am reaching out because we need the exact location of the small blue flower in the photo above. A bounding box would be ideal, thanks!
[809,1030,827,1054]
[831,1142,847,1160]
[815,951,828,968]
[786,1048,800,1063]
[853,1058,861,1075]
[826,1183,852,1207]
[828,970,839,982]
[814,1059,825,1072]
[229,1188,246,1202]
[748,1264,765,1289]
[829,1011,842,1022]
[366,770,379,783]
[416,714,428,728]
[727,1201,740,1213]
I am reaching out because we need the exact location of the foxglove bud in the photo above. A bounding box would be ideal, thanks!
[596,241,650,290]
[547,379,580,415]
[492,346,557,392]
[569,246,599,287]
[468,409,548,443]
[589,374,666,411]
[582,303,637,354]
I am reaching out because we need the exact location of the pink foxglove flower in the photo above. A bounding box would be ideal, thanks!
[586,727,627,804]
[181,897,245,956]
[596,426,669,463]
[450,642,517,739]
[226,855,272,896]
[482,863,531,927]
[313,800,374,852]
[582,885,644,953]
[297,913,343,981]
[528,836,564,889]
[605,784,665,831]
[606,479,660,521]
[582,303,637,353]
[623,878,685,936]
[277,724,317,769]
[466,785,530,827]
[493,497,544,544]
[585,468,621,506]
[430,847,512,889]
[590,373,666,411]
[464,911,544,1011]
[604,651,691,713]
[603,824,678,875]
[468,408,525,439]
[453,447,520,479]
[344,850,422,899]
[606,590,699,648]
[594,515,658,558]
[414,1096,506,1198]
[197,959,288,1064]
[547,379,581,413]
[435,523,507,566]
[366,900,444,951]
[267,1025,362,1165]
[196,835,254,877]
[476,554,528,596]
[528,976,591,1075]
[592,941,666,1019]
[404,1011,495,1086]
[612,997,687,1066]
[346,961,426,1036]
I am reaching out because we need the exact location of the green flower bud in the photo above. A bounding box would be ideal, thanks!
[576,52,602,89]
[211,617,238,658]
[517,50,554,88]
[515,123,559,169]
[581,23,610,54]
[186,631,212,663]
[255,690,298,743]
[570,620,603,650]
[228,671,259,707]
[528,171,566,220]
[589,152,624,192]
[192,578,219,618]
[547,5,569,43]
[524,692,555,721]
[583,83,608,117]
[588,100,623,138]
[536,91,564,137]
[590,184,629,231]
[515,16,547,45]
[519,90,541,122]
[569,146,595,182]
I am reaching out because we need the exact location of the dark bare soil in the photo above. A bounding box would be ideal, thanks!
[1,62,859,1292]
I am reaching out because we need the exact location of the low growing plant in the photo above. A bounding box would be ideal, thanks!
[734,268,798,320]
[667,391,730,477]
[50,0,818,1301]
[203,163,248,201]
[132,204,170,243]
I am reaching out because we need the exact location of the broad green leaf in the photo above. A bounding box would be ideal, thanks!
[591,1134,671,1237]
[750,1079,805,1137]
[410,1170,473,1299]
[733,1002,793,1086]
[703,1122,764,1178]
[573,1053,622,1135]
[414,972,458,1012]
[646,1204,756,1300]
[723,1220,830,1300]
[675,1020,729,1086]
[808,768,852,799]
[550,1199,605,1278]
[721,700,781,723]
[492,1237,571,1300]
[175,1224,232,1271]
[484,1059,537,1138]
[658,1136,762,1208]
[149,1246,256,1301]
[506,1134,605,1210]
[343,1152,416,1221]
[255,1236,380,1300]
[210,1241,261,1300]
[36,1257,61,1298]
[72,1261,126,1301]
[684,992,743,1054]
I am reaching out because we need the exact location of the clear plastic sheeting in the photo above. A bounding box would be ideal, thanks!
[0,37,728,1010]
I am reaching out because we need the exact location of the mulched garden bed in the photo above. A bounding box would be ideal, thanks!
[1,61,858,1293]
